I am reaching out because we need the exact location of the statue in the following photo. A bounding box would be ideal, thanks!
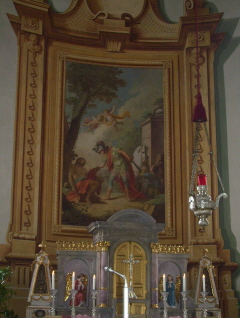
[64,272,88,307]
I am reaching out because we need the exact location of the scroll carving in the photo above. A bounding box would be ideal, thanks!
[22,34,42,231]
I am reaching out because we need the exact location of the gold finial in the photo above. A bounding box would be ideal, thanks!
[38,241,46,252]
[202,247,208,257]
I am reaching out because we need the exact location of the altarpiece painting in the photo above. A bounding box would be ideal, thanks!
[62,62,165,226]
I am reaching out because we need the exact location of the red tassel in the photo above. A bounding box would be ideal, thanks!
[192,92,207,122]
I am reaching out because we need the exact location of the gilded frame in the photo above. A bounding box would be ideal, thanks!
[42,41,181,241]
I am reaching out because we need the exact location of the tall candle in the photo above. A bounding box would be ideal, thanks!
[202,274,206,292]
[93,274,96,290]
[51,270,55,290]
[72,271,75,290]
[163,274,166,291]
[183,273,186,292]
[198,174,207,185]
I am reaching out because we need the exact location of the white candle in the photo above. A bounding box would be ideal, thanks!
[202,274,206,292]
[183,273,186,291]
[72,271,75,290]
[93,274,96,290]
[163,274,166,291]
[51,270,55,290]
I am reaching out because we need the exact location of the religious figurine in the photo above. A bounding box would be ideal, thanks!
[64,272,88,307]
[159,274,181,307]
[166,275,175,307]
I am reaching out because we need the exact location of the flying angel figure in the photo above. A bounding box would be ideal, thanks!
[102,105,130,131]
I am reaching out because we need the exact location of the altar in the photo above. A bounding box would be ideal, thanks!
[27,209,196,318]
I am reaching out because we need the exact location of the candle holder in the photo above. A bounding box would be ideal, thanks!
[180,291,188,318]
[92,290,98,318]
[70,289,77,318]
[201,291,208,317]
[50,289,58,316]
[161,291,169,318]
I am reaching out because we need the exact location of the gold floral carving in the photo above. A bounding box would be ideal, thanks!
[56,241,96,251]
[150,244,190,254]
[96,241,111,251]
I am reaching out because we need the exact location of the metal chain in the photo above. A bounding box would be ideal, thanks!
[189,122,201,195]
[203,122,226,192]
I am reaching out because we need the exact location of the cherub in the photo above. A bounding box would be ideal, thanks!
[102,105,130,131]
[82,114,104,133]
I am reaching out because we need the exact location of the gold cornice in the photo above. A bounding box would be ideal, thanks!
[56,241,111,251]
[150,244,190,254]
[95,241,111,251]
[56,241,96,251]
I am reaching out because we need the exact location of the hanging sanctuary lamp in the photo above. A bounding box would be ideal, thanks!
[188,2,227,232]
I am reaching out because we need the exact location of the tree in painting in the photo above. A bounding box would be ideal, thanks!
[63,62,127,181]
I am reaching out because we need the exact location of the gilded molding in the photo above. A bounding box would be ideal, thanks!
[56,241,96,251]
[151,304,159,308]
[99,303,107,307]
[96,241,111,251]
[150,244,190,254]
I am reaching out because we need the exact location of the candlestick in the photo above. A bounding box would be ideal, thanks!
[180,291,188,318]
[72,271,75,290]
[201,291,208,317]
[183,273,186,292]
[51,271,55,290]
[71,289,77,318]
[92,290,98,318]
[93,274,96,290]
[202,274,206,292]
[162,274,166,291]
[50,289,58,316]
[161,291,169,318]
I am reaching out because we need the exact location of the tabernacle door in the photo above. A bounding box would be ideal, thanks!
[114,241,147,317]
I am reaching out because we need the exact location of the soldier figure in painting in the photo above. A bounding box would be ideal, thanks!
[93,141,145,202]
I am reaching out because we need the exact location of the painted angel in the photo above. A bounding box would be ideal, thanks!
[102,105,130,131]
[82,114,104,133]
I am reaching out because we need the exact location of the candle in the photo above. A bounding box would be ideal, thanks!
[93,274,96,290]
[183,273,186,292]
[51,270,55,290]
[162,274,166,291]
[72,271,75,290]
[198,174,207,186]
[202,274,206,292]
